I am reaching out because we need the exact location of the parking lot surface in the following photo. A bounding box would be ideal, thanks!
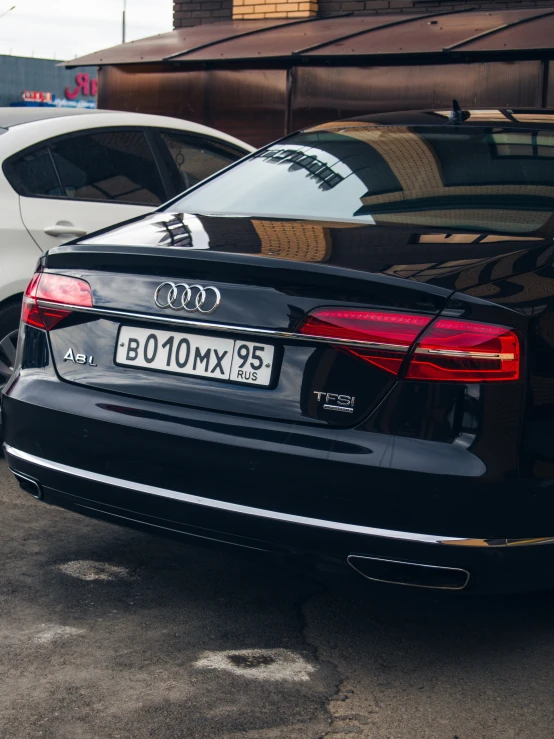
[2,457,554,738]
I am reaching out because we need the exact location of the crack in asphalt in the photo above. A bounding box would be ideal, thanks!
[293,575,345,738]
[299,583,381,738]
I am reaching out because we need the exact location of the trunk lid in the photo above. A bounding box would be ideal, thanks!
[42,213,546,426]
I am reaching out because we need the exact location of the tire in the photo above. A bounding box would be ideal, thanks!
[0,300,21,450]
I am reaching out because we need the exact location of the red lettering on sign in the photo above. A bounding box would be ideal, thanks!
[65,73,98,100]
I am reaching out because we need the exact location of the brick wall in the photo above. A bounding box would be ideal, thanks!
[234,0,317,19]
[173,0,232,27]
[174,0,554,27]
[319,0,554,17]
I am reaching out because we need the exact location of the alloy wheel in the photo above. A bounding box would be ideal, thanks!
[0,329,18,393]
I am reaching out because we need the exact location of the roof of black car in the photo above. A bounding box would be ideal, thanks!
[0,107,108,129]
[308,109,554,131]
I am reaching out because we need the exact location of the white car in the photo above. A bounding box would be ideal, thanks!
[0,107,254,393]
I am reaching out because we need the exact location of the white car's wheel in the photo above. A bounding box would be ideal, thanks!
[0,302,20,394]
[0,302,19,450]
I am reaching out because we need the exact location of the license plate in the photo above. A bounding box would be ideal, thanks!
[115,326,275,386]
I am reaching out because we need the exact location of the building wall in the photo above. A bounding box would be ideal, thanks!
[319,0,554,17]
[98,58,549,147]
[174,0,554,26]
[0,55,96,107]
[173,0,233,26]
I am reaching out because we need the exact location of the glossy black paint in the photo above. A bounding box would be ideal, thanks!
[44,256,447,427]
[6,110,554,592]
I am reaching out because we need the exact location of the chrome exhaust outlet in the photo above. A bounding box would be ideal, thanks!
[347,554,470,591]
[10,470,43,500]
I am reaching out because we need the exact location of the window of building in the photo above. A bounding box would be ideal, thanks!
[490,132,554,158]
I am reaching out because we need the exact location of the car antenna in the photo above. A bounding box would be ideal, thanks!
[448,99,471,125]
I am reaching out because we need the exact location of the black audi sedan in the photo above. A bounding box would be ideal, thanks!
[4,107,554,592]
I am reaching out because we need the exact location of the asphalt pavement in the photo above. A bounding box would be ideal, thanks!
[2,456,554,739]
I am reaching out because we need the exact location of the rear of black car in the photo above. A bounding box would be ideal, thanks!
[4,112,554,592]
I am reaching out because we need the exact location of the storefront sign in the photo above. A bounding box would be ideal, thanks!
[21,90,53,103]
[65,73,98,100]
[54,98,96,109]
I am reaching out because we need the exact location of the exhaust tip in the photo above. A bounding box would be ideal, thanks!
[10,470,43,500]
[347,554,470,591]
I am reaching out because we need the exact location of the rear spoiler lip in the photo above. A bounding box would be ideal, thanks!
[43,242,452,301]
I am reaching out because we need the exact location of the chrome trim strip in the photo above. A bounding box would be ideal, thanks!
[415,347,515,360]
[347,554,470,590]
[6,445,553,549]
[4,444,464,544]
[446,537,554,547]
[36,300,410,352]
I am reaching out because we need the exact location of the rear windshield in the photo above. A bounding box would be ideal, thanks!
[170,126,554,235]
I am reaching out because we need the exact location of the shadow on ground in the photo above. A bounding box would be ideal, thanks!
[1,459,554,738]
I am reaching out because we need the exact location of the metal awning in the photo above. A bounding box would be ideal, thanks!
[64,8,554,68]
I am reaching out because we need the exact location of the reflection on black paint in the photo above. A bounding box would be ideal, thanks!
[156,214,193,248]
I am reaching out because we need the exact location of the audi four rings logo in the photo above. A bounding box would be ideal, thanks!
[154,282,221,314]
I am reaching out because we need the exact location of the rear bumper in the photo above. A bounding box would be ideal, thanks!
[4,369,554,593]
[6,442,554,593]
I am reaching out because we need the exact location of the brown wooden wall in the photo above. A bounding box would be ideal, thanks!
[98,65,286,147]
[98,58,549,148]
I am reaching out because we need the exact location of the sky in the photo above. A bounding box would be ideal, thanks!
[0,0,173,61]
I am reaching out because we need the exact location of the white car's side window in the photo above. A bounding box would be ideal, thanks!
[158,130,242,193]
[4,147,62,198]
[50,130,165,205]
[5,129,167,206]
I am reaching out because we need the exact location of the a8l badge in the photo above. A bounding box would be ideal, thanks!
[64,348,97,366]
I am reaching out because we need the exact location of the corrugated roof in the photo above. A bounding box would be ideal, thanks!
[64,8,554,68]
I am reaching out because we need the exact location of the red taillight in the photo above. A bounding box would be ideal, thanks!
[22,273,92,331]
[298,308,432,374]
[297,308,521,382]
[21,273,44,328]
[407,319,520,382]
[37,273,93,307]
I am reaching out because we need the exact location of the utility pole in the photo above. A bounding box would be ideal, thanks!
[0,5,15,21]
[122,0,126,43]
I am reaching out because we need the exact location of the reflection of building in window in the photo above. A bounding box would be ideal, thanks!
[490,132,554,158]
[365,208,551,234]
[252,219,332,262]
[258,148,344,190]
[338,125,554,235]
[512,114,554,125]
[155,214,193,247]
[341,126,438,206]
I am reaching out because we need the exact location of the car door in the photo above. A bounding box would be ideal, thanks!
[153,129,249,197]
[4,128,167,251]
